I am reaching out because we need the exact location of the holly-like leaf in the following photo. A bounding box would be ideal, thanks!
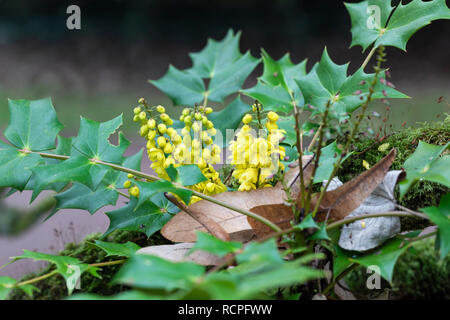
[241,50,306,113]
[4,98,63,151]
[345,0,450,51]
[150,65,206,106]
[112,253,205,291]
[236,239,283,265]
[421,194,450,259]
[295,214,319,230]
[104,195,178,237]
[314,141,352,183]
[134,180,193,208]
[208,96,250,138]
[295,48,408,118]
[166,164,207,186]
[11,250,100,295]
[190,232,242,258]
[0,277,16,300]
[93,240,141,258]
[54,149,143,214]
[308,224,331,241]
[0,140,44,191]
[349,238,410,283]
[151,29,259,106]
[72,115,129,164]
[398,141,450,198]
[29,155,109,202]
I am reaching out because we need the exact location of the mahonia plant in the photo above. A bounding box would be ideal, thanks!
[129,99,227,203]
[0,0,449,301]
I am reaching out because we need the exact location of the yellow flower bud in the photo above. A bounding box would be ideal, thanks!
[267,111,279,122]
[205,107,213,114]
[156,105,165,113]
[123,180,132,188]
[182,108,190,116]
[138,98,146,105]
[133,106,142,114]
[127,174,134,179]
[133,115,139,122]
[362,160,371,170]
[179,115,185,122]
[140,124,149,136]
[194,112,202,121]
[192,122,201,132]
[147,130,157,140]
[206,120,214,129]
[242,114,253,124]
[138,111,147,121]
[147,119,156,129]
[157,136,167,148]
[129,186,140,197]
[157,123,167,134]
[164,143,173,154]
[184,115,192,125]
[165,118,174,126]
[160,113,170,122]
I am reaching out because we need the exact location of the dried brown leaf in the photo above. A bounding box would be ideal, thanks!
[311,148,397,222]
[161,156,313,243]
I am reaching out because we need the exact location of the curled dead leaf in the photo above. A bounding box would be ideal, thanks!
[310,148,397,222]
[161,156,313,243]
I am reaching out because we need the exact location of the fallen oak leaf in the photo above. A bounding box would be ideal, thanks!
[161,156,313,243]
[311,148,397,222]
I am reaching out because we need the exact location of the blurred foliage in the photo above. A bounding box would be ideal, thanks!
[7,230,170,300]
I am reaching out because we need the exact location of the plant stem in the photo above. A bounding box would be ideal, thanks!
[21,150,281,233]
[311,46,386,218]
[361,46,377,70]
[89,259,126,268]
[14,270,59,287]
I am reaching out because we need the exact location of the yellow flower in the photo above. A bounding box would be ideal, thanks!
[156,105,165,113]
[129,186,140,197]
[362,160,371,170]
[147,119,156,129]
[242,114,253,124]
[267,111,279,122]
[123,180,132,188]
[157,123,167,134]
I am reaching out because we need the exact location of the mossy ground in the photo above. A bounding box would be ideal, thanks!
[7,231,170,300]
[8,119,449,300]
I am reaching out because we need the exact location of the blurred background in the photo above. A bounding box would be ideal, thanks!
[0,0,449,278]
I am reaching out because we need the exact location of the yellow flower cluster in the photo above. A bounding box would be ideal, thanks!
[229,104,286,191]
[131,99,226,203]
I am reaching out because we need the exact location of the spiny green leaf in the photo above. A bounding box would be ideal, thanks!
[345,0,450,51]
[93,240,141,258]
[12,250,100,295]
[421,193,450,259]
[295,48,408,119]
[112,253,205,291]
[308,224,331,241]
[0,277,16,300]
[4,98,63,151]
[241,82,296,114]
[29,155,109,202]
[190,232,242,258]
[296,214,319,230]
[188,29,260,103]
[0,140,44,191]
[166,164,207,186]
[349,238,410,283]
[208,96,250,136]
[314,141,352,183]
[150,65,205,106]
[236,239,284,264]
[242,50,306,113]
[72,115,129,164]
[134,180,192,208]
[104,195,178,237]
[54,149,143,214]
[398,141,450,198]
[151,29,259,106]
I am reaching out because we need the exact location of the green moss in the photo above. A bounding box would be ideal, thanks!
[7,230,170,300]
[338,119,450,231]
[345,238,450,299]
